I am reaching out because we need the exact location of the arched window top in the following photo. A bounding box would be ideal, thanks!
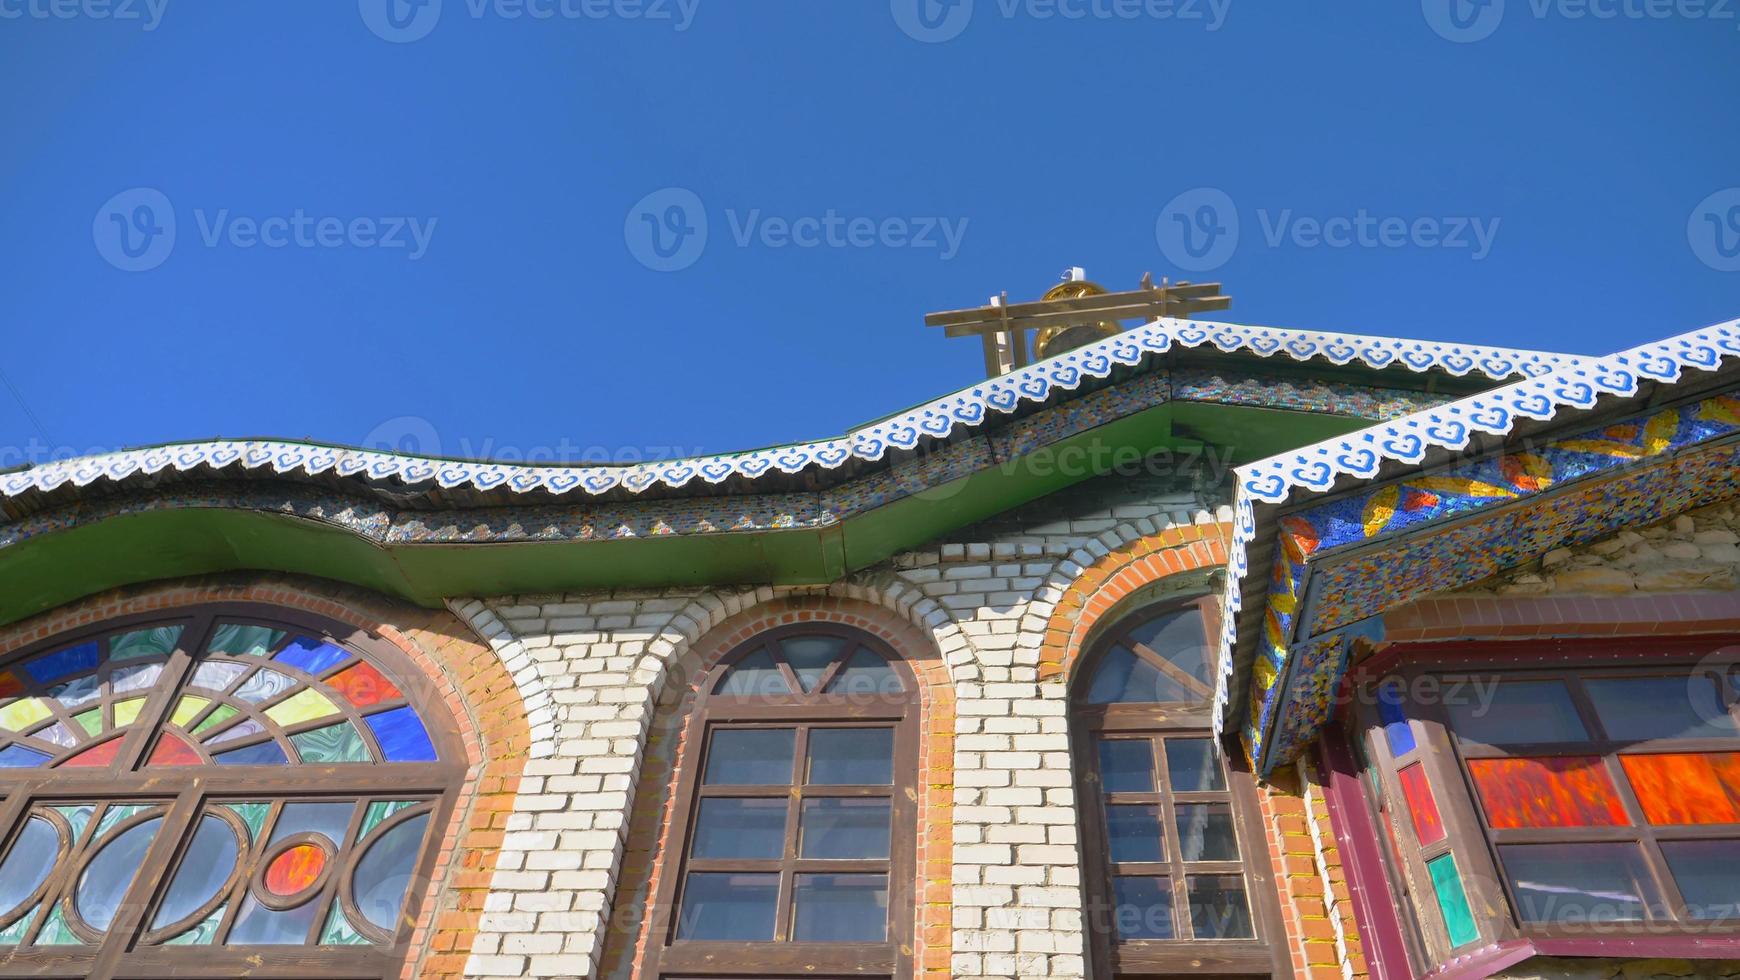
[710,625,909,702]
[0,604,462,976]
[1078,601,1215,705]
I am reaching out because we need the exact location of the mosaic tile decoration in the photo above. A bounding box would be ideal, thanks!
[1213,316,1740,763]
[0,320,1577,503]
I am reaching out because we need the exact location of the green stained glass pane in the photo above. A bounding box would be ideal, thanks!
[264,689,340,726]
[1428,853,1479,948]
[34,905,82,945]
[218,803,271,843]
[73,709,101,736]
[192,704,239,734]
[113,697,146,727]
[109,625,183,661]
[96,803,149,839]
[170,696,209,728]
[359,800,418,840]
[290,721,370,763]
[0,904,35,944]
[164,904,225,945]
[320,903,371,946]
[51,805,93,840]
[208,624,286,657]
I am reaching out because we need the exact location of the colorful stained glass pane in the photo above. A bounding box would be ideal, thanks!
[263,689,341,726]
[1396,763,1445,844]
[0,817,59,915]
[320,903,371,945]
[96,804,150,837]
[72,709,101,736]
[325,661,401,708]
[112,663,163,694]
[112,697,146,726]
[365,706,436,762]
[190,661,247,693]
[191,704,240,735]
[35,904,83,945]
[109,625,182,660]
[1620,752,1740,825]
[263,843,328,896]
[219,802,271,842]
[273,637,350,677]
[1468,756,1629,829]
[30,722,76,748]
[0,903,35,944]
[148,731,203,767]
[48,674,99,707]
[359,800,418,839]
[22,643,100,684]
[291,721,371,763]
[213,740,290,766]
[59,738,124,769]
[50,805,93,839]
[0,745,49,769]
[171,696,209,728]
[1427,854,1478,947]
[0,698,52,732]
[208,624,285,657]
[0,673,20,699]
[206,719,265,745]
[1377,681,1415,757]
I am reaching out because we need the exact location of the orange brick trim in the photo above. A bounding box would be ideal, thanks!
[1258,760,1368,980]
[599,596,956,980]
[1383,591,1740,643]
[1037,520,1233,683]
[0,573,529,980]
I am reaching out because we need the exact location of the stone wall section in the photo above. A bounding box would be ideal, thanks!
[1465,502,1740,597]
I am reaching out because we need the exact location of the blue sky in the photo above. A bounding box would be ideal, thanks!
[1,1,1737,466]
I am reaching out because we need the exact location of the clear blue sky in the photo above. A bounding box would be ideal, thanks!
[2,1,1737,466]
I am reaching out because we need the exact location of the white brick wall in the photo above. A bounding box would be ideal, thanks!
[450,491,1229,980]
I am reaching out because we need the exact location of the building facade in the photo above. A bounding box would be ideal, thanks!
[3,317,1740,979]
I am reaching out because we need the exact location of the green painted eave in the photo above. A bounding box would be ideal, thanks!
[0,404,1372,627]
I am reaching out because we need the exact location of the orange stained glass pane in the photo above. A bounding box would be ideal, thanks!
[1467,756,1629,829]
[147,731,203,767]
[264,843,328,897]
[1397,763,1445,845]
[1620,752,1740,825]
[324,661,402,708]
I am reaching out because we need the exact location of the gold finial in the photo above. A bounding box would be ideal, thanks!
[924,268,1231,378]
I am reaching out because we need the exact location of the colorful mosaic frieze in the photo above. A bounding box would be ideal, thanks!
[0,320,1576,504]
[1173,369,1453,420]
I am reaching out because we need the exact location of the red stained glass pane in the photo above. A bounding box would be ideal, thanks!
[0,671,23,699]
[324,661,401,708]
[1620,752,1740,825]
[264,843,328,897]
[1397,763,1445,845]
[59,737,124,768]
[147,731,202,767]
[1468,756,1629,829]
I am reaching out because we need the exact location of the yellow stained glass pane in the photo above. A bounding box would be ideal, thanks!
[113,697,147,727]
[171,696,209,728]
[264,689,340,726]
[0,698,52,732]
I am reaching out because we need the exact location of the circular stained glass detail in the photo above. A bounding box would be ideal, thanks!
[150,815,239,929]
[0,816,60,920]
[76,817,162,931]
[264,843,328,898]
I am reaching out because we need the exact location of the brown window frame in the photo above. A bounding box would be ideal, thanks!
[642,623,919,980]
[1346,637,1740,971]
[1071,597,1290,978]
[0,602,466,980]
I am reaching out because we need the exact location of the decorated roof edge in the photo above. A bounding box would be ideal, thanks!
[2,319,1583,502]
[1211,314,1740,737]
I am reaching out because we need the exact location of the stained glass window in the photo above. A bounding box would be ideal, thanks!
[0,605,460,978]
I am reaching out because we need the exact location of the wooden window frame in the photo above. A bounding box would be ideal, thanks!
[0,602,466,980]
[1343,636,1740,974]
[1071,597,1290,978]
[641,623,919,980]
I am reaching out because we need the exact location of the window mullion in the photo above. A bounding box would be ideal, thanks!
[85,785,204,980]
[109,612,212,774]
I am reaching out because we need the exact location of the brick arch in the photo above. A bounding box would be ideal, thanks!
[599,595,957,980]
[0,573,529,980]
[1034,521,1233,683]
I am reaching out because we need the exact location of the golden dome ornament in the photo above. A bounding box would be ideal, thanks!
[1032,278,1124,360]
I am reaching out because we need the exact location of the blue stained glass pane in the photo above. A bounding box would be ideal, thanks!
[213,740,290,766]
[1378,682,1416,757]
[272,637,350,677]
[23,643,100,683]
[365,707,436,762]
[0,745,50,768]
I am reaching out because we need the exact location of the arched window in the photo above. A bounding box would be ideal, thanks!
[0,604,464,979]
[642,624,917,980]
[1072,597,1287,978]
